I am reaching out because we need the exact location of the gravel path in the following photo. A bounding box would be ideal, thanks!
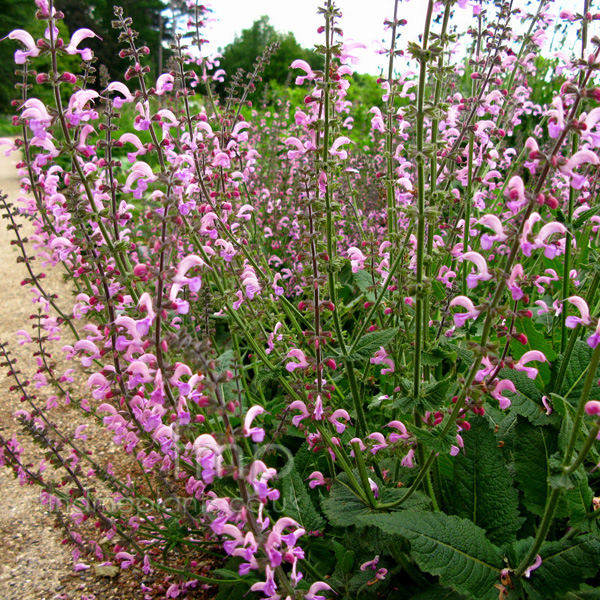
[0,143,76,600]
[0,145,218,600]
[0,147,132,600]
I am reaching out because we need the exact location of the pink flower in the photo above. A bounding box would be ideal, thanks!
[535,222,567,259]
[307,471,327,488]
[286,349,310,372]
[559,149,599,189]
[212,152,231,168]
[478,214,507,249]
[506,264,524,300]
[5,30,40,64]
[514,350,547,379]
[329,409,351,434]
[360,555,380,571]
[506,175,527,213]
[289,401,310,427]
[459,252,493,289]
[305,582,332,600]
[106,82,135,108]
[491,379,517,409]
[449,296,480,327]
[65,29,99,62]
[565,296,591,328]
[155,73,174,95]
[243,406,266,443]
[524,554,542,579]
[347,246,367,272]
[370,347,395,374]
[367,432,388,454]
[329,136,352,160]
[290,59,316,85]
[387,420,410,443]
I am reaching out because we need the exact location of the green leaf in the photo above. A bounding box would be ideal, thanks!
[354,269,376,300]
[349,327,399,360]
[513,418,558,517]
[511,319,556,386]
[452,417,522,546]
[322,473,430,528]
[410,585,468,600]
[440,341,473,364]
[411,426,454,455]
[566,584,600,599]
[554,341,600,402]
[280,465,326,532]
[521,535,600,600]
[498,368,553,426]
[360,511,503,600]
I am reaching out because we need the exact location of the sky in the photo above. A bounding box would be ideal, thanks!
[201,0,430,75]
[199,1,592,76]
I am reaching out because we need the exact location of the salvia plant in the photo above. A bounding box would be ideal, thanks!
[3,0,600,598]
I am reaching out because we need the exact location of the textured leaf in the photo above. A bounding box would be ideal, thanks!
[511,319,556,386]
[452,417,522,546]
[360,511,503,600]
[322,473,430,528]
[555,341,600,402]
[349,327,399,360]
[354,269,376,300]
[280,465,325,532]
[410,585,467,600]
[513,418,558,517]
[440,341,473,364]
[498,368,554,426]
[521,535,600,600]
[411,426,454,455]
[566,584,600,599]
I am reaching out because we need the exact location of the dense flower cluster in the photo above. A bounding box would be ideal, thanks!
[2,0,600,598]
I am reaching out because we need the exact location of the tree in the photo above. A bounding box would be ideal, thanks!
[55,0,172,84]
[216,16,324,100]
[0,0,37,113]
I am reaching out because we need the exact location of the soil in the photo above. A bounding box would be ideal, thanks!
[0,145,219,599]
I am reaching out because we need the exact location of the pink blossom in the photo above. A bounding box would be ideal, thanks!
[155,73,174,95]
[329,409,351,434]
[65,29,99,62]
[305,582,332,600]
[491,379,517,409]
[449,296,480,327]
[347,246,367,272]
[106,82,134,108]
[560,150,600,189]
[535,222,567,259]
[565,296,591,328]
[5,30,40,63]
[524,554,542,579]
[506,175,527,213]
[243,406,266,443]
[307,471,327,488]
[506,264,524,300]
[290,59,316,85]
[514,350,547,379]
[285,349,309,372]
[387,420,410,443]
[459,252,493,288]
[370,347,395,374]
[212,152,231,168]
[329,136,352,160]
[478,214,507,249]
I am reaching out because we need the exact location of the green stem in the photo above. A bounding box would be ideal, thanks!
[413,0,435,400]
